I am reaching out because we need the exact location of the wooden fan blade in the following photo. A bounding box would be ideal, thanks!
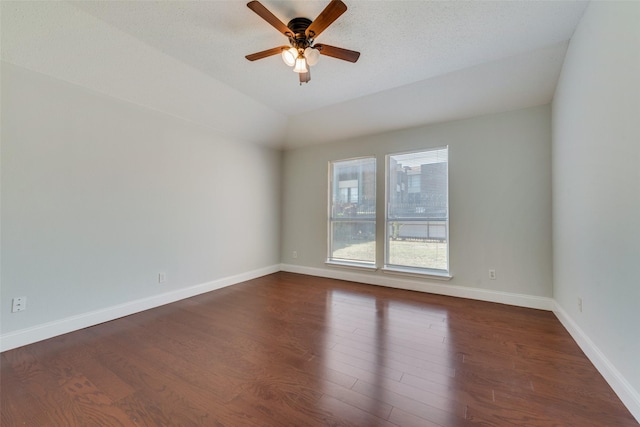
[315,44,360,63]
[247,1,292,36]
[306,0,347,39]
[299,67,311,84]
[245,46,288,61]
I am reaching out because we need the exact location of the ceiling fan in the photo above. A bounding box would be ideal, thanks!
[245,0,360,84]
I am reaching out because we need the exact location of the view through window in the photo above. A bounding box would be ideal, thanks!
[328,157,376,265]
[386,147,449,273]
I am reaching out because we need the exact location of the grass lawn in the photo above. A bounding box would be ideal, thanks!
[332,240,447,270]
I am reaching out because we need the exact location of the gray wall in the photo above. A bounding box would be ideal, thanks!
[282,105,552,298]
[1,62,282,334]
[552,0,640,401]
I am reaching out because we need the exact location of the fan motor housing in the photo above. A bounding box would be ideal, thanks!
[287,17,312,40]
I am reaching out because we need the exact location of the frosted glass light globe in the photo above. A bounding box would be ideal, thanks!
[305,47,320,66]
[281,47,297,67]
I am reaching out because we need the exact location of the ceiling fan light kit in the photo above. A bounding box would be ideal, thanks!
[281,47,298,67]
[304,47,320,66]
[293,54,308,73]
[245,0,360,84]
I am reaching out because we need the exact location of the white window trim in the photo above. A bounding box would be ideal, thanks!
[326,260,378,271]
[327,156,377,265]
[381,265,452,281]
[384,146,450,275]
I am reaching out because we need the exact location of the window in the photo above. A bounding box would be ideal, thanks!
[385,147,449,275]
[328,157,376,266]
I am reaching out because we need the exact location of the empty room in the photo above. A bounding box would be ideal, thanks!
[1,1,639,426]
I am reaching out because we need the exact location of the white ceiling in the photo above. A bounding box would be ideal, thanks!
[1,1,588,148]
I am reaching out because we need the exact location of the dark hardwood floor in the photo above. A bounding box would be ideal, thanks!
[2,272,637,426]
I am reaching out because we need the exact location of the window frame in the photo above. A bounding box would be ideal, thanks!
[383,147,451,279]
[326,156,377,269]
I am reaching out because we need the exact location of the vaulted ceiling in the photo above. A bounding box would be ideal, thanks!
[1,1,588,148]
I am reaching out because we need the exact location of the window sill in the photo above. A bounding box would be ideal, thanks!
[326,260,378,271]
[381,266,452,281]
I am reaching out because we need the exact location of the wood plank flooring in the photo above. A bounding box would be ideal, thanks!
[2,272,638,426]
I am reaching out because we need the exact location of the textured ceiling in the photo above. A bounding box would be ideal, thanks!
[2,1,588,148]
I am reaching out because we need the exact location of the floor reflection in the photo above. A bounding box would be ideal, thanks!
[321,288,457,422]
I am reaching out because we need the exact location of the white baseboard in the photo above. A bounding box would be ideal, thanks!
[553,302,640,423]
[0,264,280,352]
[280,264,554,311]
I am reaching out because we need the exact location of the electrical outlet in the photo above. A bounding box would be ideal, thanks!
[578,297,583,313]
[292,251,298,259]
[489,269,497,280]
[12,297,27,313]
[158,272,166,284]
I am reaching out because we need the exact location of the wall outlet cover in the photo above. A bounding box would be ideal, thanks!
[12,297,27,313]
